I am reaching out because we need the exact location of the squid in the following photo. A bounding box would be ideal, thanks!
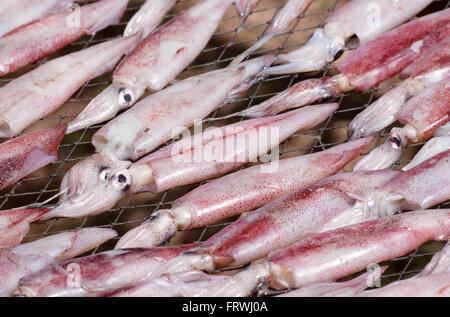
[277,267,387,297]
[98,266,386,297]
[225,8,450,119]
[403,123,450,171]
[67,0,249,133]
[123,0,176,41]
[358,242,450,297]
[115,136,374,249]
[68,55,276,144]
[45,103,338,219]
[0,208,50,249]
[98,209,450,297]
[15,244,199,297]
[0,0,88,38]
[353,77,450,171]
[260,0,434,76]
[235,0,261,24]
[0,34,140,138]
[0,124,67,191]
[0,0,128,77]
[17,149,450,296]
[231,0,317,66]
[349,37,450,140]
[0,228,117,296]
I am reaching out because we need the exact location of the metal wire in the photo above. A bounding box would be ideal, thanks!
[0,0,449,291]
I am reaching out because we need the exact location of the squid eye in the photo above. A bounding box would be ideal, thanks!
[118,88,134,107]
[99,167,111,181]
[112,170,132,191]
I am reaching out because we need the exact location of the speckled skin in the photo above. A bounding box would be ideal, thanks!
[0,208,50,249]
[114,137,373,249]
[359,243,450,296]
[336,8,450,91]
[0,34,138,138]
[114,0,234,92]
[267,210,450,290]
[0,228,117,296]
[384,149,450,210]
[16,244,198,297]
[0,0,128,77]
[137,103,339,193]
[92,55,276,161]
[352,75,450,171]
[0,124,66,191]
[174,137,373,230]
[197,169,400,267]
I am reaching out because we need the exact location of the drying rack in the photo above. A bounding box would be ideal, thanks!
[0,0,449,293]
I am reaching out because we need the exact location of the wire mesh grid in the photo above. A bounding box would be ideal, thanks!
[0,0,449,293]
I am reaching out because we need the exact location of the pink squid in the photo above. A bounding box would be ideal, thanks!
[349,36,450,140]
[0,124,67,191]
[232,0,325,67]
[353,77,450,171]
[115,136,373,249]
[260,0,434,76]
[15,243,199,297]
[46,103,338,219]
[0,0,128,77]
[0,34,140,138]
[103,264,387,297]
[0,208,50,249]
[0,228,117,296]
[229,8,450,118]
[101,209,450,297]
[358,242,450,297]
[70,55,275,146]
[67,0,247,133]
